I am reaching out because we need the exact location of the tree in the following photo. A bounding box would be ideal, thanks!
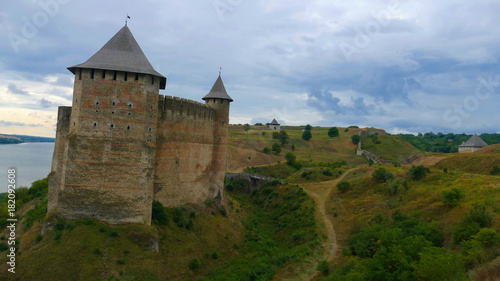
[243,123,250,132]
[272,143,281,154]
[291,144,295,151]
[263,146,271,154]
[407,165,430,180]
[372,168,394,182]
[305,124,312,130]
[272,132,280,139]
[302,130,312,141]
[279,130,289,146]
[328,127,340,137]
[441,188,465,206]
[351,134,361,145]
[285,152,296,165]
[254,122,263,126]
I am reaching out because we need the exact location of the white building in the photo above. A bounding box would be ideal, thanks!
[269,118,280,130]
[458,134,488,153]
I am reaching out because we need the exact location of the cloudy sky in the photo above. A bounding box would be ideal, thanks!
[1,0,500,138]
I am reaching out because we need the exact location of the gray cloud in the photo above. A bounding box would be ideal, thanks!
[39,98,57,108]
[0,120,43,127]
[8,84,29,95]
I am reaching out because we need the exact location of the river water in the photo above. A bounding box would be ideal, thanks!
[0,142,54,192]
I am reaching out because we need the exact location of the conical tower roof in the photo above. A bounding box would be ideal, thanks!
[270,118,280,125]
[459,134,488,147]
[67,25,166,89]
[202,74,233,102]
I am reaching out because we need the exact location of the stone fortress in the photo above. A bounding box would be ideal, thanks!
[48,25,233,225]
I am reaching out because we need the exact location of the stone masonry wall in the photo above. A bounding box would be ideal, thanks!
[153,96,217,207]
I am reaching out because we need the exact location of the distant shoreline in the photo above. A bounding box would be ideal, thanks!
[0,134,55,145]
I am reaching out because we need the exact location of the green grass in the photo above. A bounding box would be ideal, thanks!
[361,133,422,162]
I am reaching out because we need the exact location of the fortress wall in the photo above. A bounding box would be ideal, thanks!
[48,106,72,211]
[153,95,217,207]
[55,69,159,224]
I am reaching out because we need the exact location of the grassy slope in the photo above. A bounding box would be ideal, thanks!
[361,133,423,162]
[319,163,499,275]
[227,125,421,172]
[434,144,500,175]
[0,183,321,281]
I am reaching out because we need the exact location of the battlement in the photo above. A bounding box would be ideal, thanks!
[158,95,216,121]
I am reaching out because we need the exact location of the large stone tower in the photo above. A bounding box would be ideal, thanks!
[48,25,166,225]
[203,73,233,201]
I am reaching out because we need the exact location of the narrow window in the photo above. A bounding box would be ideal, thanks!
[111,111,115,114]
[78,69,82,80]
[128,103,133,108]
[151,76,154,84]
[213,99,215,103]
[124,72,128,81]
[113,71,117,81]
[220,99,223,104]
[73,122,75,126]
[127,125,131,130]
[75,99,77,103]
[102,70,106,79]
[95,101,99,106]
[148,127,152,132]
[93,122,97,127]
[110,124,114,129]
[112,101,116,106]
[90,69,94,79]
[150,105,153,110]
[135,73,139,80]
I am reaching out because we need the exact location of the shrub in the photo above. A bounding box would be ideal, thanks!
[305,124,312,130]
[302,130,312,141]
[272,143,281,154]
[453,217,480,244]
[407,165,430,180]
[285,153,296,165]
[110,231,118,237]
[54,221,65,231]
[93,248,102,255]
[54,231,62,240]
[351,134,360,145]
[441,188,465,206]
[328,127,339,137]
[116,259,125,265]
[272,132,280,139]
[189,258,201,270]
[322,169,333,176]
[211,251,219,260]
[472,228,499,246]
[279,130,289,146]
[151,200,169,225]
[372,168,393,182]
[0,242,8,251]
[263,146,271,154]
[337,181,350,193]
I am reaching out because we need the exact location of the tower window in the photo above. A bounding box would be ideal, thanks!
[213,99,215,103]
[111,111,115,114]
[148,127,152,132]
[112,101,116,106]
[110,124,114,129]
[135,73,139,81]
[150,105,154,110]
[128,103,133,108]
[102,70,106,79]
[124,72,128,81]
[78,69,82,80]
[220,99,223,104]
[90,69,94,79]
[151,76,154,84]
[95,101,100,106]
[113,71,117,81]
[93,122,97,127]
[126,125,131,130]
[75,99,77,103]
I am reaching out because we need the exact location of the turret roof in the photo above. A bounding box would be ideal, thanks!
[67,25,166,89]
[458,134,488,148]
[202,74,233,102]
[270,118,280,125]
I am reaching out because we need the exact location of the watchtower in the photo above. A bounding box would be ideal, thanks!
[203,73,233,201]
[48,25,166,225]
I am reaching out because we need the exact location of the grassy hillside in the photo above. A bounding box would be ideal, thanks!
[434,144,500,175]
[313,163,500,280]
[227,125,421,172]
[0,179,322,281]
[361,133,422,162]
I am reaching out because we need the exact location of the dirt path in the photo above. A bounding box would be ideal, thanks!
[290,169,355,281]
